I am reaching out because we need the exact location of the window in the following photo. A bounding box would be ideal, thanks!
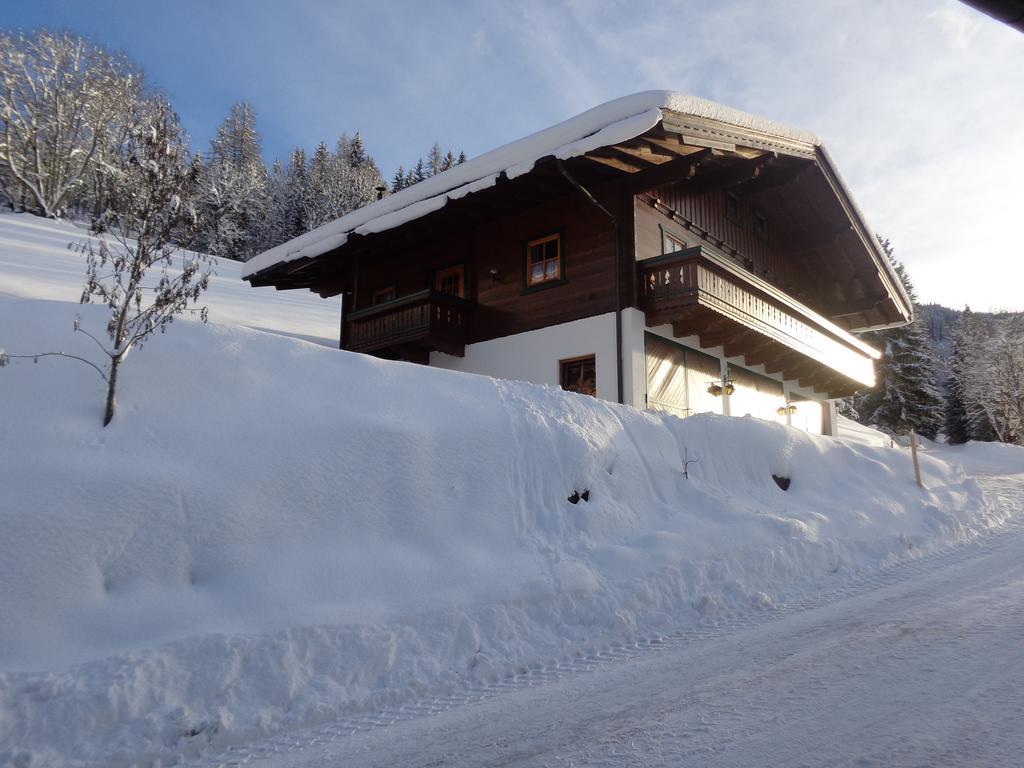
[434,265,465,297]
[753,210,769,244]
[725,191,740,223]
[560,355,596,397]
[662,230,687,254]
[526,233,562,288]
[371,285,396,305]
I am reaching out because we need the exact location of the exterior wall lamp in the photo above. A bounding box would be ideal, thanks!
[707,379,735,397]
[776,403,798,416]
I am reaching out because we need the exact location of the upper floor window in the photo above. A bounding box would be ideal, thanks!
[753,210,769,244]
[372,285,396,305]
[725,191,741,224]
[526,233,562,287]
[434,264,465,298]
[663,230,687,254]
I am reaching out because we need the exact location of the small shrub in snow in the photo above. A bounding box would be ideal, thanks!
[0,98,213,426]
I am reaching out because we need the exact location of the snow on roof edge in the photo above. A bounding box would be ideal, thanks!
[242,91,818,280]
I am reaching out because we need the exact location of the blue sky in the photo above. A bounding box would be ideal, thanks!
[6,0,1024,310]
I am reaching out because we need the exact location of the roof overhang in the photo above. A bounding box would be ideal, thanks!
[960,0,1024,31]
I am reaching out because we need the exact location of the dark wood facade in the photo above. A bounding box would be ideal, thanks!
[344,189,624,355]
[246,109,910,400]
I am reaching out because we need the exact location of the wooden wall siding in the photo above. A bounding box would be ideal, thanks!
[348,188,622,347]
[638,184,816,303]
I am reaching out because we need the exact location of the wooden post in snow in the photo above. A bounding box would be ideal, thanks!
[909,430,923,488]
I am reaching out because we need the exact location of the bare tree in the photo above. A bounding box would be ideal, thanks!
[76,96,212,425]
[0,29,142,218]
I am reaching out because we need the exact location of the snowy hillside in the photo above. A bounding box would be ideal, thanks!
[1,214,1022,768]
[0,212,340,345]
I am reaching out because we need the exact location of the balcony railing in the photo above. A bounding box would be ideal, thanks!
[344,289,473,358]
[638,245,878,390]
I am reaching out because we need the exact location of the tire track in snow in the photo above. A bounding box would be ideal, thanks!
[183,476,1024,768]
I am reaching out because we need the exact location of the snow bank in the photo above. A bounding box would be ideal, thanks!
[242,91,819,279]
[0,292,1010,768]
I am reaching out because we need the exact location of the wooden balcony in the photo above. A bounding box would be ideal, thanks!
[344,289,473,360]
[638,246,879,397]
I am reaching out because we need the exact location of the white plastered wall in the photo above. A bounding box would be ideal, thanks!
[430,312,622,402]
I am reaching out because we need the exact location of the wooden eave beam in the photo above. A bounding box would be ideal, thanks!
[582,152,649,174]
[682,154,773,196]
[638,134,710,157]
[736,159,812,195]
[612,140,680,164]
[625,149,715,194]
[763,350,805,376]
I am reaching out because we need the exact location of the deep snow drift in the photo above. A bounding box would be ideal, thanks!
[1,215,1021,768]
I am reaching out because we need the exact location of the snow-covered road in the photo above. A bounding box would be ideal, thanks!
[200,475,1024,768]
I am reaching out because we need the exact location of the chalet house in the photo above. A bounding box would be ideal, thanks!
[242,92,910,435]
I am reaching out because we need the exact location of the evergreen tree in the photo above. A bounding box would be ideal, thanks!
[348,132,367,167]
[441,150,456,172]
[458,151,467,164]
[427,143,444,177]
[304,141,336,229]
[210,102,261,167]
[283,147,307,239]
[944,306,977,444]
[412,158,427,183]
[850,238,945,439]
[195,102,268,261]
[391,166,407,192]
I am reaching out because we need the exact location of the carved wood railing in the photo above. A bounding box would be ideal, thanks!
[345,289,473,357]
[638,245,878,387]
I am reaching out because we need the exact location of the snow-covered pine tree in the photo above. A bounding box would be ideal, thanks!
[348,132,367,167]
[850,238,945,440]
[945,307,980,443]
[344,132,385,209]
[195,102,268,261]
[303,141,333,230]
[211,103,261,167]
[283,147,308,239]
[77,96,212,426]
[441,150,456,172]
[457,151,467,164]
[427,143,444,177]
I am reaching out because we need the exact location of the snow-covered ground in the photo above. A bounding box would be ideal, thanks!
[0,212,340,345]
[1,214,1022,768]
[246,470,1024,768]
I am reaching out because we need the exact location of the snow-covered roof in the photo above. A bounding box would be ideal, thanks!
[242,91,819,279]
